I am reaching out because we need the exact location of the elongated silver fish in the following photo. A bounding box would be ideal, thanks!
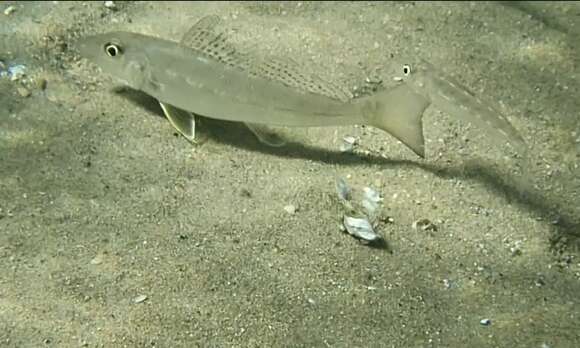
[389,58,527,155]
[78,15,525,158]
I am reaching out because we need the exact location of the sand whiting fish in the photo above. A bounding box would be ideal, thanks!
[78,15,526,158]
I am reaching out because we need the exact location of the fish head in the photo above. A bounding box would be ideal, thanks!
[386,58,481,106]
[386,58,526,154]
[78,32,151,90]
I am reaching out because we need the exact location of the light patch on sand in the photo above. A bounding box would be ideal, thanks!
[519,40,573,69]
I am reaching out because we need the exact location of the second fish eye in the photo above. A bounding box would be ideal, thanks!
[104,43,122,57]
[402,64,411,76]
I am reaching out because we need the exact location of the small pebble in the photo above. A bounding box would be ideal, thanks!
[443,279,451,289]
[35,78,47,91]
[104,1,116,9]
[17,86,31,98]
[343,136,356,144]
[480,318,491,326]
[8,64,26,81]
[4,5,15,16]
[381,216,394,224]
[340,135,358,152]
[133,294,148,303]
[283,204,297,214]
[90,256,103,265]
[412,218,437,232]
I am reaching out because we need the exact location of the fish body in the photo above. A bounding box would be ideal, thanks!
[115,32,362,127]
[396,59,527,154]
[79,29,430,156]
[78,15,526,158]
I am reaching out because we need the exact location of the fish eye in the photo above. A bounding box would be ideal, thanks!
[104,43,122,57]
[402,64,411,76]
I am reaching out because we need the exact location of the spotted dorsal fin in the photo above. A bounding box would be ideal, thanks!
[180,15,250,69]
[180,15,352,102]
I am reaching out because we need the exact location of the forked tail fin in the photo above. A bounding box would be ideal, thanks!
[360,84,431,158]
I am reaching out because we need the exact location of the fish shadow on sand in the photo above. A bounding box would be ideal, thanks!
[116,87,580,253]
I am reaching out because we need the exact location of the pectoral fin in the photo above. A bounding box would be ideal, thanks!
[245,123,286,147]
[159,102,196,143]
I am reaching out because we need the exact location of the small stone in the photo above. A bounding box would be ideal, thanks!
[35,78,47,91]
[443,279,451,289]
[510,240,523,256]
[90,256,103,265]
[340,136,358,152]
[104,1,116,9]
[343,135,356,144]
[4,5,15,16]
[381,216,394,224]
[480,318,491,326]
[8,64,26,81]
[412,218,437,232]
[17,86,31,98]
[133,294,148,303]
[283,204,297,214]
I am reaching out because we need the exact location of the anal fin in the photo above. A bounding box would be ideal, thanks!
[245,123,286,147]
[159,101,197,143]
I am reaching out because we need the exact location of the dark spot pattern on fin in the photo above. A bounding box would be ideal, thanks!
[180,15,251,69]
[181,15,352,102]
[251,56,353,102]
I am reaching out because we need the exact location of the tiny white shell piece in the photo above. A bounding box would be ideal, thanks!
[343,216,379,242]
[335,177,351,201]
[133,295,148,304]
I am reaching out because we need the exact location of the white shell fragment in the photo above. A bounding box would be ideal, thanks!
[90,256,103,265]
[362,186,383,215]
[283,204,297,214]
[104,1,116,9]
[3,5,15,16]
[0,64,26,81]
[133,294,148,303]
[340,135,358,152]
[412,218,437,232]
[335,177,351,201]
[343,215,380,242]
